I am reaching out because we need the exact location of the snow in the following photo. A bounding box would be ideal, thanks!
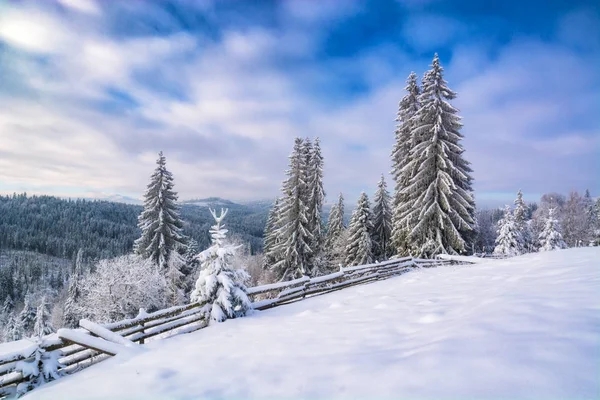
[27,248,600,400]
[0,339,37,363]
[78,320,137,347]
[56,329,136,356]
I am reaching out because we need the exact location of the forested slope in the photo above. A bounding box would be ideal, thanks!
[0,194,269,262]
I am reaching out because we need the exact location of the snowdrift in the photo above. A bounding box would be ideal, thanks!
[27,247,600,400]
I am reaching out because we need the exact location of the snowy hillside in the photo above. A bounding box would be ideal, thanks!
[28,248,599,400]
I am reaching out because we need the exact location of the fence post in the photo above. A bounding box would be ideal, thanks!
[137,308,147,344]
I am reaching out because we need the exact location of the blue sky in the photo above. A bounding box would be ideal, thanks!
[0,0,598,207]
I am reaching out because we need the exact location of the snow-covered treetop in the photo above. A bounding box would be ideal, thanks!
[207,208,229,248]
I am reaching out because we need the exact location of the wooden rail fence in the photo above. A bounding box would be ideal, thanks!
[0,256,464,398]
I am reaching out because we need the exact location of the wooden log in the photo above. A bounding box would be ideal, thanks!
[79,320,137,347]
[57,329,126,356]
[129,315,206,343]
[0,371,24,390]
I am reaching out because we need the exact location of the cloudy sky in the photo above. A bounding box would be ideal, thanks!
[0,0,598,207]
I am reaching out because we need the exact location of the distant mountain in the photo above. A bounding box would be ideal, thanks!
[182,197,238,208]
[102,194,143,205]
[72,194,143,205]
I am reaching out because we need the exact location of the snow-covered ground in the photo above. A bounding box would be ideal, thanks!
[28,248,600,400]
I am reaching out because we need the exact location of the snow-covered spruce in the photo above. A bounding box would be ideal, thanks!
[63,249,83,328]
[0,295,14,340]
[539,208,567,251]
[391,71,420,256]
[270,138,313,280]
[372,175,392,261]
[190,208,251,323]
[34,297,54,337]
[263,198,282,269]
[13,297,36,339]
[513,190,532,253]
[397,54,476,257]
[562,190,595,247]
[134,151,186,268]
[325,193,346,268]
[494,205,521,257]
[134,151,187,304]
[165,251,187,306]
[305,138,326,276]
[345,192,374,266]
[326,193,345,248]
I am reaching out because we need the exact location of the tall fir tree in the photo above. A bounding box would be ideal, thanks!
[539,208,567,251]
[397,54,476,257]
[372,175,392,261]
[306,137,326,275]
[33,297,54,337]
[271,138,313,280]
[391,71,420,256]
[326,193,345,247]
[325,193,346,269]
[63,249,83,328]
[182,238,200,295]
[345,192,374,267]
[263,198,282,269]
[494,205,520,256]
[190,209,251,323]
[513,190,532,253]
[134,151,186,271]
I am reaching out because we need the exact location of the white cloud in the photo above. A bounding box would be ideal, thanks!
[0,8,73,54]
[57,0,101,15]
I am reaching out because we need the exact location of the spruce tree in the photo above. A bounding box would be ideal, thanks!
[1,295,14,316]
[539,208,567,251]
[263,198,282,269]
[134,151,186,271]
[372,175,392,261]
[165,251,186,306]
[271,138,313,280]
[190,209,251,323]
[594,198,600,246]
[494,205,520,256]
[399,54,476,257]
[33,297,54,337]
[326,193,345,248]
[325,193,346,269]
[17,298,36,338]
[0,296,14,339]
[306,138,326,275]
[7,314,22,341]
[345,192,374,266]
[513,190,532,253]
[63,249,83,328]
[391,71,420,256]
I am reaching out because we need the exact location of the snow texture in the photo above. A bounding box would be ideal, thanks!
[25,247,600,400]
[78,320,137,347]
[0,340,37,363]
[56,329,133,356]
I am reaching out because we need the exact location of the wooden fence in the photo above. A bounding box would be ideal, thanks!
[0,256,464,398]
